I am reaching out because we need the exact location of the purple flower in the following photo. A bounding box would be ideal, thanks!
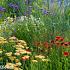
[25,0,29,4]
[8,3,19,10]
[58,0,62,7]
[42,9,49,15]
[0,6,6,12]
[50,0,54,3]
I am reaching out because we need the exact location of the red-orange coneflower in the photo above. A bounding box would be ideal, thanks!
[22,55,30,61]
[63,52,69,57]
[64,42,69,46]
[55,36,64,41]
[43,41,49,48]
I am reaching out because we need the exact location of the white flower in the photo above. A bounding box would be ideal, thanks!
[20,16,24,21]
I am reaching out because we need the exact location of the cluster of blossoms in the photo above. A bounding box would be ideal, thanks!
[0,37,8,44]
[0,36,51,69]
[0,6,6,18]
[51,36,70,47]
[42,9,49,15]
[0,3,19,12]
[34,36,70,57]
[5,62,22,70]
[34,36,70,48]
[0,3,18,18]
[30,54,50,63]
[0,6,6,12]
[63,51,70,57]
[8,3,19,10]
[0,36,31,70]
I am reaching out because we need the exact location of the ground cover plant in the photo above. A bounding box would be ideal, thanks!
[0,0,70,70]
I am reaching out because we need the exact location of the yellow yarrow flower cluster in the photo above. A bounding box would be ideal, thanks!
[0,37,8,44]
[0,36,31,70]
[5,62,22,70]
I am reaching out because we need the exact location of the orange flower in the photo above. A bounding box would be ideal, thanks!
[43,42,49,48]
[22,55,30,61]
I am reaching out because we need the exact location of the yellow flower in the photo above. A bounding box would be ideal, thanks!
[17,40,27,46]
[35,55,45,59]
[15,48,22,50]
[14,67,19,70]
[31,60,38,63]
[15,49,26,54]
[15,59,20,63]
[14,52,20,56]
[0,37,7,44]
[8,56,16,61]
[17,43,22,45]
[19,49,26,54]
[26,47,29,49]
[15,49,30,55]
[9,36,17,40]
[23,43,27,47]
[0,41,8,44]
[42,59,50,62]
[5,63,14,69]
[26,50,31,54]
[15,44,25,48]
[9,36,17,42]
[16,40,27,47]
[16,62,22,66]
[5,52,12,56]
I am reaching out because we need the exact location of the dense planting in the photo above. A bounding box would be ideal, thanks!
[0,0,70,70]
